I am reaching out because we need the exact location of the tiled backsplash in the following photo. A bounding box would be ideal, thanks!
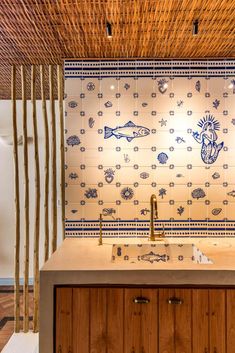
[64,60,235,237]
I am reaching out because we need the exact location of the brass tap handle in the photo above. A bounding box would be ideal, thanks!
[168,297,183,305]
[133,296,150,304]
[98,213,103,245]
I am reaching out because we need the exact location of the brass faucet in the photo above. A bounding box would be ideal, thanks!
[149,194,165,241]
[99,214,103,245]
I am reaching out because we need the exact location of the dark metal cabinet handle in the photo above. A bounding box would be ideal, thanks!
[168,297,183,305]
[133,296,150,304]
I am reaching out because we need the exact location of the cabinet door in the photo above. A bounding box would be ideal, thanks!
[141,288,158,353]
[209,289,226,353]
[56,287,73,353]
[89,288,107,353]
[107,288,124,353]
[159,289,192,353]
[192,289,209,353]
[159,288,175,353]
[73,288,90,353]
[174,289,192,353]
[227,289,235,353]
[124,288,142,353]
[73,288,124,353]
[124,288,158,353]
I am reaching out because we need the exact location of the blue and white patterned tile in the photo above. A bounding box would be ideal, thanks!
[65,78,82,96]
[65,61,235,233]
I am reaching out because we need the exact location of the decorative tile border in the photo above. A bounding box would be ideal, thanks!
[64,59,235,78]
[65,220,235,238]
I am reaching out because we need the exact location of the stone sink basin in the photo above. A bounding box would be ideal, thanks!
[112,243,213,264]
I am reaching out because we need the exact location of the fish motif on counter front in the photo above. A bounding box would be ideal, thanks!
[104,121,150,142]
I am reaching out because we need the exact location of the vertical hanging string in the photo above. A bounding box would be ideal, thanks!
[49,65,57,253]
[32,65,41,332]
[12,65,20,333]
[22,65,30,333]
[57,65,65,240]
[40,65,50,262]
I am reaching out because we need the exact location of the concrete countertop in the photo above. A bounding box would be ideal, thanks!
[39,237,235,353]
[42,237,235,273]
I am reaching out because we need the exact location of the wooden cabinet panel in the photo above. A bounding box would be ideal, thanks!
[55,287,73,353]
[73,288,124,353]
[90,288,107,353]
[209,289,226,353]
[141,288,158,353]
[107,288,124,353]
[73,288,90,353]
[227,289,235,353]
[55,286,235,353]
[124,288,142,353]
[175,289,192,353]
[192,289,209,353]
[159,288,175,353]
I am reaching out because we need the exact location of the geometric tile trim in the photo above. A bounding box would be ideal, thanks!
[65,220,235,238]
[64,59,235,78]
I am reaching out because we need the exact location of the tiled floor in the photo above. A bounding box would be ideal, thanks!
[0,286,33,352]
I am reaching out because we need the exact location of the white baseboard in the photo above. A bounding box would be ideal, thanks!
[0,278,34,286]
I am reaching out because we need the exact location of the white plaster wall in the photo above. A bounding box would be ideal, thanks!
[0,100,63,279]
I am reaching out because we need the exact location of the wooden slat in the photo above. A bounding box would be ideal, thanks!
[49,65,57,254]
[21,65,30,333]
[141,288,158,353]
[158,288,174,353]
[12,65,20,333]
[90,288,107,353]
[73,288,90,353]
[57,64,65,240]
[32,65,41,333]
[107,288,124,353]
[56,288,73,353]
[209,289,226,353]
[40,65,50,262]
[175,289,192,353]
[227,289,235,353]
[124,288,142,353]
[192,289,209,353]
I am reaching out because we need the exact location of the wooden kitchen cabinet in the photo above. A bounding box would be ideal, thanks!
[55,287,234,353]
[159,288,192,353]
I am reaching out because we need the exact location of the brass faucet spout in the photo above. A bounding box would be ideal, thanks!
[149,194,164,241]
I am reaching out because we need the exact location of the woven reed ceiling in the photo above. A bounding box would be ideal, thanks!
[1,0,235,99]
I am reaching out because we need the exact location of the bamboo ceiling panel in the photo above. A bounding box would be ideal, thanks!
[0,0,235,98]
